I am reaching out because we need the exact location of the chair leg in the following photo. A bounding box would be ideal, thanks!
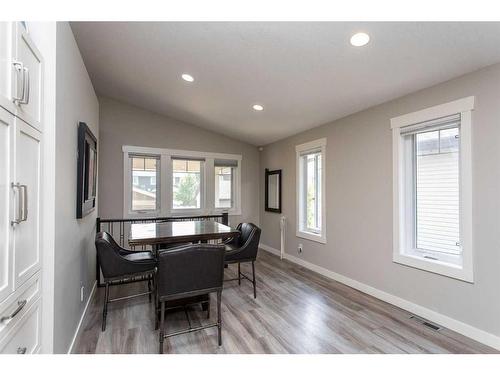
[217,290,222,346]
[154,279,159,330]
[102,282,109,332]
[147,278,152,303]
[238,263,241,285]
[159,301,165,354]
[154,306,159,331]
[252,261,256,299]
[207,298,211,319]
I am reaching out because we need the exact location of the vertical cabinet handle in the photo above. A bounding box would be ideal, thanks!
[12,61,25,103]
[10,183,28,224]
[21,67,30,105]
[11,183,23,225]
[21,185,28,221]
[17,347,27,354]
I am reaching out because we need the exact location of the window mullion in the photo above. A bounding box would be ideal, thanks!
[315,154,319,230]
[205,158,215,214]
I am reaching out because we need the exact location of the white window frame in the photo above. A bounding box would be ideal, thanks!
[391,97,474,282]
[171,157,206,214]
[296,138,327,244]
[125,154,161,217]
[123,145,242,218]
[214,164,236,210]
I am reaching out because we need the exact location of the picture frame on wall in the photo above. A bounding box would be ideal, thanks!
[265,168,282,213]
[76,121,98,218]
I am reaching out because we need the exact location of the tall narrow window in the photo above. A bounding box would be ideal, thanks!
[391,97,474,282]
[296,139,326,243]
[303,152,322,233]
[172,158,203,209]
[130,155,159,212]
[214,159,237,209]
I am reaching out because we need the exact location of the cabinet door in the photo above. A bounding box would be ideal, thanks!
[0,107,14,303]
[0,22,17,115]
[13,23,43,131]
[13,119,41,288]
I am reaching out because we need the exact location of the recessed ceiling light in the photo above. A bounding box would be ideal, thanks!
[252,104,264,111]
[181,73,194,82]
[350,32,370,47]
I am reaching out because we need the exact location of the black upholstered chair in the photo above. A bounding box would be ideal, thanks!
[224,223,261,298]
[95,231,157,331]
[156,244,225,354]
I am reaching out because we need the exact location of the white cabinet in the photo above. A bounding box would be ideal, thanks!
[0,22,43,132]
[13,119,41,287]
[0,107,14,303]
[0,22,16,113]
[0,107,42,334]
[0,21,44,352]
[13,23,43,131]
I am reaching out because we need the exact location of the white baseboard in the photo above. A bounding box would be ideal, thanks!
[259,244,281,257]
[260,243,500,351]
[67,281,97,354]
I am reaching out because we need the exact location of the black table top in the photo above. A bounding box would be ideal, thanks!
[128,220,239,246]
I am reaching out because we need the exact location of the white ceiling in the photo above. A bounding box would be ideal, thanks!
[71,22,500,146]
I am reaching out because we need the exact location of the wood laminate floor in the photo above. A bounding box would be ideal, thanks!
[73,250,497,354]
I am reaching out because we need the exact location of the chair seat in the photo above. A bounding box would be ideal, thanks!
[157,242,191,250]
[224,245,252,263]
[123,251,156,263]
[223,243,239,252]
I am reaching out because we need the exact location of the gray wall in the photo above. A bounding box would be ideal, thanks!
[98,96,260,226]
[54,22,99,353]
[259,63,500,337]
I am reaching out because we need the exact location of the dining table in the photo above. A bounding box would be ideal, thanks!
[128,219,240,314]
[128,219,240,249]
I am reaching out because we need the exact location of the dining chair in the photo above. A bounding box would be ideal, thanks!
[95,231,157,331]
[156,243,225,354]
[223,223,262,298]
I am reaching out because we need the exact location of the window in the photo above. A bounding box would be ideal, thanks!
[130,155,159,212]
[214,159,237,209]
[172,158,203,210]
[296,138,326,243]
[123,146,242,217]
[391,97,474,282]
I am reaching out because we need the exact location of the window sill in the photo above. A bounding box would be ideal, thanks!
[296,230,326,244]
[213,208,242,216]
[124,210,161,219]
[393,251,473,283]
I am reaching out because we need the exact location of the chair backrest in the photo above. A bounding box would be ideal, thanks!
[239,223,257,245]
[232,223,261,261]
[157,244,225,300]
[95,231,150,279]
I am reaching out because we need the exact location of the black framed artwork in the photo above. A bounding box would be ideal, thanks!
[265,168,282,213]
[76,122,98,219]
